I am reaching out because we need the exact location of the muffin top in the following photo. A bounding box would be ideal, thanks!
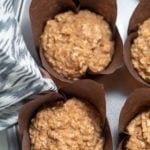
[29,98,104,150]
[41,10,114,80]
[125,110,150,150]
[131,18,150,83]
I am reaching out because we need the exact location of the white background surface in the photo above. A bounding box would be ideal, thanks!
[0,0,140,150]
[117,0,139,42]
[107,0,139,149]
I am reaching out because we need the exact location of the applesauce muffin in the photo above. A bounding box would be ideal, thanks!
[41,10,114,80]
[125,110,150,150]
[29,98,104,150]
[131,18,150,83]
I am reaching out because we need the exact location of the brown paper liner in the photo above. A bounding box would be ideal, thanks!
[39,67,51,79]
[18,79,112,150]
[124,0,150,87]
[118,88,150,150]
[29,0,123,88]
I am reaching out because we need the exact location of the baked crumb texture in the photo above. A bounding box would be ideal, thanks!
[131,18,150,83]
[125,110,150,150]
[29,98,104,150]
[41,10,114,80]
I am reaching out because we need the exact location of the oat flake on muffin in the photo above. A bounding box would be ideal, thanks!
[29,98,104,150]
[125,110,150,150]
[41,10,114,80]
[131,18,150,83]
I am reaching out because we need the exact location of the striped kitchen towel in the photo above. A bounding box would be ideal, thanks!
[0,0,57,130]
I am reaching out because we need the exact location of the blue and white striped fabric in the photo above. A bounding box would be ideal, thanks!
[0,0,57,130]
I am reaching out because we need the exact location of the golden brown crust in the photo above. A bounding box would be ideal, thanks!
[29,98,104,150]
[41,10,114,80]
[131,18,150,83]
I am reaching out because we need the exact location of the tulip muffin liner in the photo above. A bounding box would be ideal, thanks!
[118,88,150,150]
[29,0,123,88]
[124,0,150,87]
[18,79,112,150]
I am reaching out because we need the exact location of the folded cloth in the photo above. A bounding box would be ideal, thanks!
[0,0,57,130]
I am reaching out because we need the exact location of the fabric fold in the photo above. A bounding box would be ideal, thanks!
[0,0,57,130]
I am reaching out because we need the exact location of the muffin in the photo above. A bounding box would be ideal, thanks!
[19,80,113,150]
[131,18,150,83]
[29,97,104,150]
[125,110,150,150]
[41,10,114,80]
[118,88,150,150]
